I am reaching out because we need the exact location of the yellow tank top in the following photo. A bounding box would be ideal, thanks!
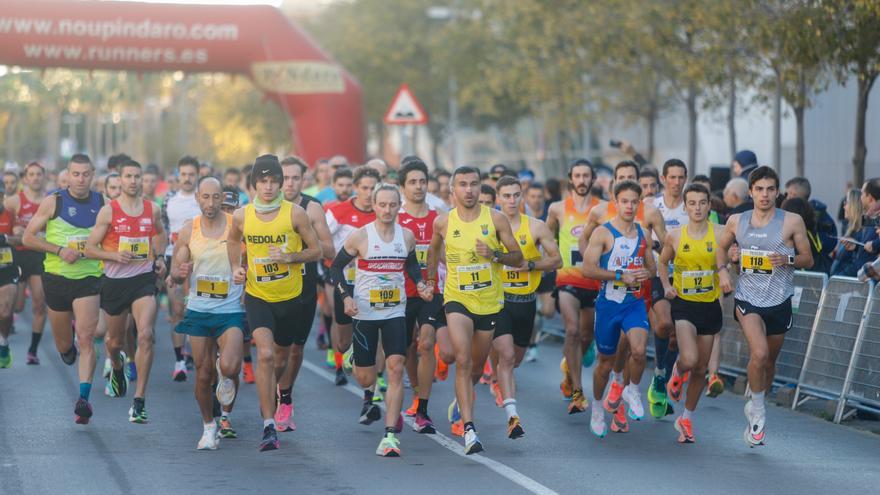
[243,201,303,302]
[503,214,541,295]
[672,224,720,302]
[444,205,503,314]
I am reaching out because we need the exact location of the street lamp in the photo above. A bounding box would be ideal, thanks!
[426,6,460,167]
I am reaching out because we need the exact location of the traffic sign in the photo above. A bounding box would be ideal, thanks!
[384,84,428,125]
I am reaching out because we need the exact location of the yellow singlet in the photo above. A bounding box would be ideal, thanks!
[503,214,542,295]
[672,224,720,302]
[444,205,503,315]
[243,201,303,302]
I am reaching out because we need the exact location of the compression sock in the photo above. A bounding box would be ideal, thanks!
[653,335,670,376]
[335,351,343,370]
[279,387,292,405]
[79,382,92,400]
[28,331,42,354]
[174,346,184,361]
[417,398,429,416]
[363,389,374,404]
[323,315,332,334]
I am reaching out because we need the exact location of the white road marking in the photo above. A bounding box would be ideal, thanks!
[301,359,559,495]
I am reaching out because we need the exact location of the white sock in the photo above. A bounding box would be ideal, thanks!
[682,408,693,420]
[204,421,216,430]
[611,371,623,384]
[502,399,518,420]
[751,391,765,412]
[221,410,231,419]
[263,418,276,428]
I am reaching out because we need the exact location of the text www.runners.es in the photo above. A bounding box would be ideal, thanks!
[23,44,208,65]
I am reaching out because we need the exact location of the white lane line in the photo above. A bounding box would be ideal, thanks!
[301,359,559,495]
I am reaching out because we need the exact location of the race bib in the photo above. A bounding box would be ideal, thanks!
[369,287,401,308]
[681,269,714,295]
[569,247,583,267]
[457,263,492,291]
[119,236,149,260]
[741,249,773,275]
[0,247,12,267]
[67,234,88,255]
[344,265,356,285]
[253,257,289,282]
[611,270,640,294]
[503,266,528,289]
[196,275,229,299]
[415,244,429,269]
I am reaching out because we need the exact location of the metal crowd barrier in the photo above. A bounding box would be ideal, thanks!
[793,277,873,414]
[837,282,880,422]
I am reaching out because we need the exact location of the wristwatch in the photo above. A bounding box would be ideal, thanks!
[527,261,536,271]
[491,249,503,263]
[787,255,795,265]
[615,269,623,281]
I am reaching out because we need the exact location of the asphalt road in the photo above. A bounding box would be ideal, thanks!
[1,308,879,495]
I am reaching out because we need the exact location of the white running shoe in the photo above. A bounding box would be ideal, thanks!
[215,359,236,407]
[103,357,111,379]
[623,384,645,420]
[743,400,766,447]
[464,428,483,455]
[524,346,538,363]
[172,360,188,382]
[197,424,220,451]
[590,406,607,438]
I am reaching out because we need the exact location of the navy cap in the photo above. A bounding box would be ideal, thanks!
[734,150,757,167]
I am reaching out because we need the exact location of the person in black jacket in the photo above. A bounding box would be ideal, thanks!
[785,177,837,259]
[781,197,829,273]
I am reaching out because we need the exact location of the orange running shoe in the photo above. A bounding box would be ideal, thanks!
[405,397,419,417]
[451,420,464,437]
[434,345,449,381]
[479,360,492,384]
[604,381,624,412]
[610,404,629,433]
[568,389,587,414]
[491,382,503,407]
[706,373,724,398]
[242,361,255,384]
[674,415,695,443]
[560,358,573,400]
[507,416,525,439]
[667,364,685,402]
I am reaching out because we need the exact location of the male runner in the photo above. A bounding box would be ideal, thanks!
[325,167,379,385]
[163,156,202,381]
[227,154,320,452]
[0,181,20,369]
[7,161,47,364]
[427,166,522,455]
[104,173,121,200]
[639,167,660,199]
[171,176,245,450]
[658,183,725,443]
[582,180,656,438]
[331,183,432,457]
[716,166,812,447]
[545,159,601,413]
[493,176,562,437]
[22,155,103,422]
[274,156,334,432]
[85,159,167,423]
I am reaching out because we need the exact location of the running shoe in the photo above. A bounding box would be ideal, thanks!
[622,384,645,420]
[172,360,188,382]
[590,407,607,438]
[648,374,669,419]
[26,351,39,365]
[185,353,194,371]
[491,381,503,408]
[74,398,93,425]
[376,433,401,457]
[447,398,460,423]
[666,364,689,403]
[198,424,220,451]
[274,402,295,432]
[507,416,525,439]
[359,403,381,425]
[434,344,448,381]
[405,397,419,417]
[105,365,129,398]
[103,358,111,379]
[450,420,464,437]
[127,361,137,382]
[215,359,236,407]
[706,373,724,398]
[524,345,538,363]
[377,375,388,393]
[413,412,436,434]
[342,348,354,373]
[335,368,348,386]
[242,361,255,384]
[324,348,335,368]
[464,428,483,455]
[218,416,237,439]
[128,398,148,424]
[372,388,384,403]
[610,405,628,433]
[560,358,573,400]
[582,342,596,368]
[259,425,280,452]
[743,400,766,447]
[674,415,695,443]
[0,345,11,368]
[479,360,492,384]
[568,389,587,414]
[604,381,624,412]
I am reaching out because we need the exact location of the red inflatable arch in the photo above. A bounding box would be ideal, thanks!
[0,0,365,165]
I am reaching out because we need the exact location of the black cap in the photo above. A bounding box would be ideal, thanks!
[251,154,283,184]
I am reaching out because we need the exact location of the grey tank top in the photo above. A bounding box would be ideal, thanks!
[734,209,794,306]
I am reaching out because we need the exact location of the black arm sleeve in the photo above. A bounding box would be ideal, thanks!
[405,249,422,285]
[329,248,356,298]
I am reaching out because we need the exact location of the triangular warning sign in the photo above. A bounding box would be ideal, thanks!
[384,84,428,125]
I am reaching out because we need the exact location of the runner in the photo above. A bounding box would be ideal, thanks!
[6,161,47,365]
[716,166,812,447]
[657,183,725,443]
[545,159,601,413]
[170,176,245,450]
[493,176,562,438]
[0,180,20,369]
[274,156,334,432]
[582,180,656,438]
[163,156,202,382]
[21,154,102,422]
[647,159,689,419]
[330,183,432,457]
[426,166,523,455]
[226,154,321,451]
[396,158,443,434]
[85,159,167,424]
[104,173,121,201]
[325,167,380,386]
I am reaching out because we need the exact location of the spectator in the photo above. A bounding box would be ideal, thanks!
[838,181,854,233]
[723,177,753,217]
[617,139,649,166]
[831,189,865,277]
[785,176,837,257]
[732,149,758,179]
[851,178,880,271]
[782,197,829,273]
